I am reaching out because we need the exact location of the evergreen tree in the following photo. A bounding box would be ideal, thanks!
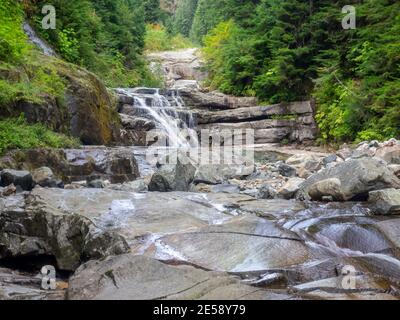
[173,0,198,37]
[143,0,162,23]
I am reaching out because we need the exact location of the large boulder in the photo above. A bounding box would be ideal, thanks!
[0,55,121,145]
[375,143,400,164]
[368,189,400,215]
[297,158,400,201]
[277,178,305,200]
[32,167,58,188]
[148,160,196,192]
[67,254,285,300]
[308,178,343,201]
[0,169,34,191]
[194,154,255,185]
[0,191,129,271]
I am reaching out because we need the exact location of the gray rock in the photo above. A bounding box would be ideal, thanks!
[87,178,106,189]
[32,167,58,188]
[0,147,140,185]
[297,158,400,201]
[194,159,254,185]
[149,160,196,192]
[323,155,338,166]
[257,184,277,199]
[0,169,34,191]
[0,190,129,271]
[108,180,148,193]
[388,164,400,178]
[68,254,286,300]
[211,184,240,194]
[278,178,305,200]
[1,184,16,197]
[0,267,66,300]
[369,189,400,215]
[278,163,297,177]
[375,144,400,164]
[241,189,259,198]
[286,154,322,173]
[308,178,343,201]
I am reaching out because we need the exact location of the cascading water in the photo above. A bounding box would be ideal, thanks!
[23,22,56,57]
[117,88,199,149]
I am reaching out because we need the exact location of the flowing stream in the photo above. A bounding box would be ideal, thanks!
[117,88,199,148]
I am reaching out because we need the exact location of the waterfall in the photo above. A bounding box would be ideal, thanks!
[23,22,56,57]
[117,88,199,149]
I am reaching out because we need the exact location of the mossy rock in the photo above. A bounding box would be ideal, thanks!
[1,54,122,146]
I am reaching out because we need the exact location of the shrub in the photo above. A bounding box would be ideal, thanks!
[0,116,80,155]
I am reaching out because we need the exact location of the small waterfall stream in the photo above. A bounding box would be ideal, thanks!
[23,22,56,57]
[117,88,199,148]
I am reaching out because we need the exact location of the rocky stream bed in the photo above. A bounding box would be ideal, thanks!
[1,49,400,300]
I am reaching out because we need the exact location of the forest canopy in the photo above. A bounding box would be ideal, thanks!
[169,0,400,142]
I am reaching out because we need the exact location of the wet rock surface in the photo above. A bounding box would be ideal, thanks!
[0,147,139,184]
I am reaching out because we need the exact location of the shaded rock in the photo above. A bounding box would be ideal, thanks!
[194,160,255,185]
[323,155,337,166]
[1,56,121,145]
[149,160,196,192]
[67,254,284,300]
[1,184,16,197]
[278,163,297,177]
[375,144,400,164]
[308,178,343,201]
[369,189,400,215]
[0,147,139,184]
[297,158,400,201]
[257,184,277,200]
[286,154,322,173]
[0,169,34,191]
[388,164,400,178]
[0,268,65,300]
[278,178,305,200]
[32,167,58,188]
[0,190,129,271]
[87,179,106,189]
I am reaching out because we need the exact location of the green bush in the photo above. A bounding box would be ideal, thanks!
[0,116,80,155]
[145,24,194,52]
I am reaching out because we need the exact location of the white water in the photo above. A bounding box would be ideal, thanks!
[23,22,56,57]
[119,88,199,148]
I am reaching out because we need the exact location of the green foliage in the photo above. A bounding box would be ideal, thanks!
[0,116,80,155]
[27,0,150,87]
[0,0,30,63]
[0,1,66,114]
[144,0,162,23]
[145,24,194,52]
[173,0,198,37]
[200,0,400,142]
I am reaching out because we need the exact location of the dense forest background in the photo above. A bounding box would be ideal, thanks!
[170,0,399,143]
[0,0,399,147]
